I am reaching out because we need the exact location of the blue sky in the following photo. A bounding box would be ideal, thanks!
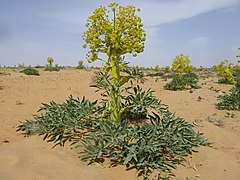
[0,0,240,67]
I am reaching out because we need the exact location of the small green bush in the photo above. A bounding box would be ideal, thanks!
[45,65,60,72]
[35,65,44,68]
[147,72,164,77]
[217,75,240,110]
[233,69,240,77]
[45,56,60,71]
[20,67,40,76]
[218,78,234,84]
[216,60,235,84]
[165,54,199,91]
[77,60,84,69]
[164,73,199,91]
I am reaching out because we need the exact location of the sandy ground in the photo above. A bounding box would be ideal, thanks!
[0,68,240,180]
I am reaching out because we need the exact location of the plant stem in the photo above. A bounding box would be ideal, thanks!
[110,56,121,124]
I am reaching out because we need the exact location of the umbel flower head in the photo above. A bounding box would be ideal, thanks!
[82,2,146,63]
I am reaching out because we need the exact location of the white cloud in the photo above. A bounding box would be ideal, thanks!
[33,0,239,29]
[31,0,239,35]
[190,37,208,47]
[137,0,239,26]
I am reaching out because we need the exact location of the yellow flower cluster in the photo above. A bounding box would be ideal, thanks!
[217,60,235,84]
[171,53,193,77]
[82,2,146,62]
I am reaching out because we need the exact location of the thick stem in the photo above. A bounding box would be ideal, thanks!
[110,56,121,124]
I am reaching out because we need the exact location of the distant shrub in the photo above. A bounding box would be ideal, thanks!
[45,64,60,72]
[47,57,54,68]
[147,72,164,77]
[45,56,60,72]
[20,67,40,76]
[164,73,199,91]
[154,65,160,71]
[215,59,240,85]
[211,65,218,72]
[0,71,11,76]
[165,54,199,91]
[217,75,240,110]
[163,66,170,73]
[77,60,84,69]
[35,65,44,68]
[171,54,193,77]
[233,68,240,77]
[216,60,235,84]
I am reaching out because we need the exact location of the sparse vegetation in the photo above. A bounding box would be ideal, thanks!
[163,66,170,74]
[47,57,54,68]
[165,73,199,91]
[0,71,11,76]
[216,60,235,84]
[154,65,160,71]
[165,54,199,91]
[20,67,40,76]
[77,60,84,69]
[225,112,235,118]
[45,57,60,71]
[216,75,240,110]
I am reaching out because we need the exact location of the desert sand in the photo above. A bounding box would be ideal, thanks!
[0,68,240,180]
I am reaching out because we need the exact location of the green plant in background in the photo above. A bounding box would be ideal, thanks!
[77,60,84,69]
[154,65,160,72]
[211,65,218,72]
[225,111,235,118]
[234,64,240,73]
[217,75,240,110]
[164,73,199,91]
[171,54,193,77]
[82,2,146,124]
[45,57,60,72]
[17,2,209,179]
[216,60,235,84]
[163,66,170,73]
[147,72,164,77]
[20,67,40,76]
[165,54,199,91]
[47,57,54,68]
